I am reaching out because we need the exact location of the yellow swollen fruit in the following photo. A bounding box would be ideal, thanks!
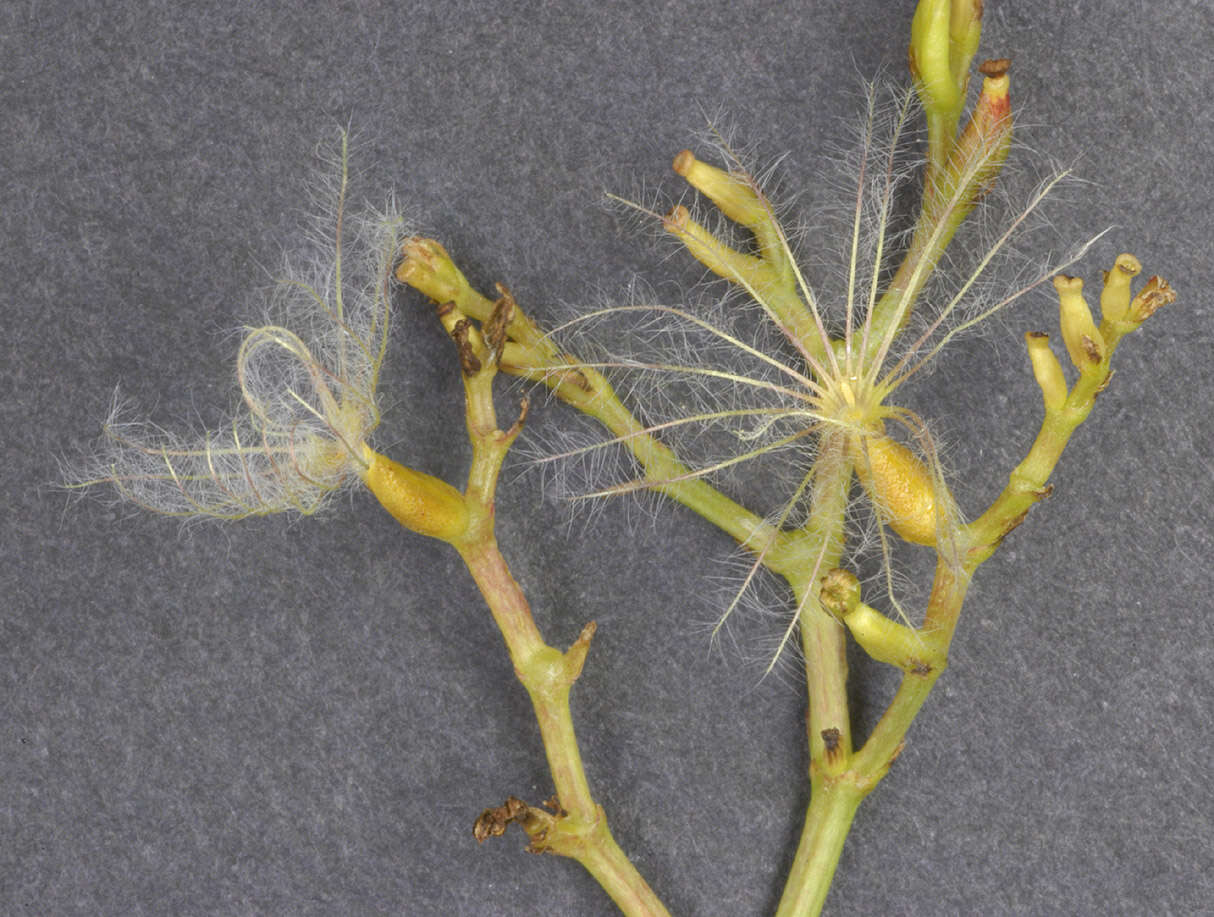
[851,433,937,546]
[360,445,470,542]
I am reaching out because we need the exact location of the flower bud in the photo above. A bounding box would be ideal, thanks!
[924,59,1012,224]
[1099,253,1142,324]
[851,433,938,547]
[841,602,927,672]
[1054,274,1106,371]
[396,237,471,305]
[909,0,984,128]
[662,204,771,289]
[673,150,770,231]
[360,444,470,542]
[1024,331,1067,412]
[955,60,1012,178]
[820,572,932,673]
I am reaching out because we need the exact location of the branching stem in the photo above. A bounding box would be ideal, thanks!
[423,297,671,917]
[394,108,1169,912]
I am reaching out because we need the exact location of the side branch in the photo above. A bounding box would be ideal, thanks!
[967,266,1175,566]
[364,283,670,917]
[398,238,789,561]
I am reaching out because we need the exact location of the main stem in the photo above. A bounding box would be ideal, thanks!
[776,777,865,917]
[773,437,856,917]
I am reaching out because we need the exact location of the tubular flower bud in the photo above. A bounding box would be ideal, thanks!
[672,150,794,283]
[1099,253,1142,324]
[841,603,926,672]
[958,60,1012,176]
[947,0,984,67]
[850,432,938,547]
[672,150,770,232]
[1024,332,1068,412]
[662,204,772,290]
[1054,274,1106,371]
[360,445,470,542]
[930,59,1012,219]
[909,0,984,128]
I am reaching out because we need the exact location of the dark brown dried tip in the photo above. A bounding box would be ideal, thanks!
[451,318,482,376]
[473,796,530,843]
[1131,276,1177,321]
[672,149,695,176]
[979,58,1011,78]
[820,727,843,765]
[485,284,516,363]
[1026,330,1049,339]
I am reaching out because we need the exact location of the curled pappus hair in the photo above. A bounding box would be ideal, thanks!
[65,133,407,521]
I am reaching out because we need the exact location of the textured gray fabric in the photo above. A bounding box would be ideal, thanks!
[3,1,1211,914]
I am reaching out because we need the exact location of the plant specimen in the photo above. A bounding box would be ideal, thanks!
[65,0,1180,914]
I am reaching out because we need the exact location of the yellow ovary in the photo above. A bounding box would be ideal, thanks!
[360,445,470,542]
[852,434,937,547]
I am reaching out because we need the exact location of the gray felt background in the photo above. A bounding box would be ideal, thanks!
[3,1,1212,915]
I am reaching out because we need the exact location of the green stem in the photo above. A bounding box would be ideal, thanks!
[967,330,1126,565]
[427,305,670,917]
[400,246,784,557]
[458,538,594,809]
[774,776,865,917]
[581,380,778,550]
[457,537,669,917]
[851,563,963,778]
[861,166,978,364]
[800,605,851,756]
[789,436,854,762]
[434,270,867,916]
[779,502,966,915]
[573,825,674,917]
[766,437,854,915]
[456,536,667,916]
